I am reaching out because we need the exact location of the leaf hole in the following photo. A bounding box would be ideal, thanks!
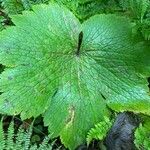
[76,31,83,56]
[147,77,150,88]
[101,93,106,100]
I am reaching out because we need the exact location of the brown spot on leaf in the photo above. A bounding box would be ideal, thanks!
[66,105,75,126]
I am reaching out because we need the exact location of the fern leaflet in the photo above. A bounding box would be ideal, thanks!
[87,117,112,144]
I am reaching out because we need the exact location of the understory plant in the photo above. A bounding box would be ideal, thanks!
[0,0,150,149]
[134,116,150,150]
[0,118,54,150]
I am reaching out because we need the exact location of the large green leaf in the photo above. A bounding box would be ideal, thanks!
[0,3,150,149]
[0,3,81,118]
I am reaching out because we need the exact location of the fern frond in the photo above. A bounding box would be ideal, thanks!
[24,123,33,150]
[38,136,50,150]
[87,117,112,145]
[15,127,25,149]
[120,0,149,21]
[141,19,150,40]
[134,119,150,150]
[30,144,38,150]
[53,0,107,21]
[6,120,15,149]
[0,118,5,149]
[0,118,53,149]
